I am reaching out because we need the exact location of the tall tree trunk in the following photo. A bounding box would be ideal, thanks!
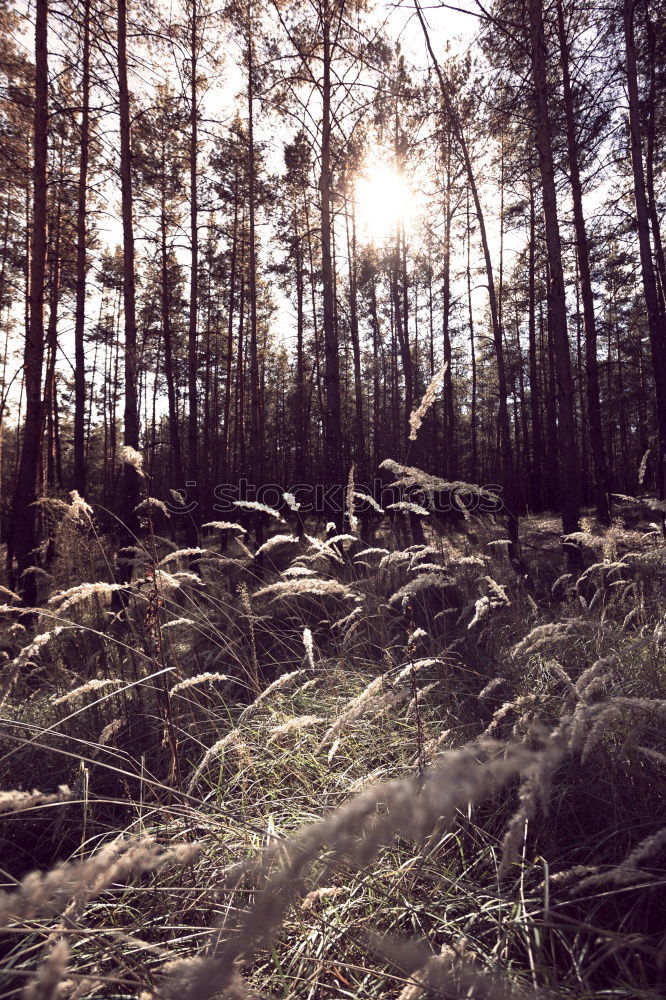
[415,2,517,546]
[528,0,579,534]
[73,0,90,496]
[624,0,666,502]
[44,198,61,489]
[466,187,478,483]
[645,15,666,316]
[346,196,365,476]
[442,146,454,477]
[320,0,343,525]
[160,203,185,488]
[222,177,238,481]
[527,182,543,510]
[555,0,610,523]
[187,0,199,540]
[247,11,262,487]
[11,0,48,598]
[117,0,141,544]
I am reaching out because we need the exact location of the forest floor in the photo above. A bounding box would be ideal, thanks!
[1,485,665,999]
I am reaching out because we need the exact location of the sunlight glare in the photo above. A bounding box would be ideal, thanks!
[355,162,417,244]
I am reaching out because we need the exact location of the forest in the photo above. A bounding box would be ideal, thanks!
[0,0,665,995]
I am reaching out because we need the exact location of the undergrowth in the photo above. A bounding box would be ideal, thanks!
[0,470,665,999]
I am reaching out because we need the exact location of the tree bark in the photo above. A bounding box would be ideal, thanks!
[319,0,343,525]
[117,0,141,541]
[11,0,48,598]
[187,0,199,538]
[73,0,90,496]
[624,0,666,501]
[555,0,610,523]
[528,0,580,534]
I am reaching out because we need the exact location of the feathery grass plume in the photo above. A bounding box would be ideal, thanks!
[233,499,285,522]
[483,695,538,737]
[332,606,363,630]
[187,731,246,793]
[483,575,510,606]
[161,617,196,631]
[371,931,539,1000]
[0,837,201,928]
[267,716,325,742]
[468,596,490,629]
[302,628,315,669]
[638,448,651,486]
[575,654,617,700]
[158,548,208,566]
[323,532,357,549]
[622,606,641,630]
[573,695,666,762]
[98,718,123,746]
[405,681,438,720]
[12,626,66,668]
[387,501,430,516]
[317,676,386,749]
[169,673,231,697]
[393,657,443,684]
[407,627,428,648]
[160,741,536,1000]
[66,490,94,524]
[54,678,123,706]
[292,677,318,698]
[546,660,579,701]
[409,562,447,575]
[298,535,344,564]
[379,459,499,510]
[0,583,22,604]
[353,546,389,563]
[23,937,69,1000]
[354,490,384,514]
[0,786,72,814]
[201,521,247,534]
[254,534,300,559]
[120,444,145,476]
[48,581,124,613]
[551,572,573,597]
[282,565,316,578]
[379,550,411,572]
[511,619,588,658]
[239,669,307,720]
[283,491,300,511]
[408,363,448,441]
[575,827,666,894]
[20,566,52,581]
[487,538,511,550]
[135,497,170,517]
[346,464,359,534]
[389,573,455,612]
[478,677,506,700]
[253,578,356,605]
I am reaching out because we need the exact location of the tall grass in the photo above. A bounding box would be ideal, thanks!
[1,478,665,998]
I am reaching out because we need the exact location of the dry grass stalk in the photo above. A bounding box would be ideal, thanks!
[160,742,536,1000]
[169,673,231,697]
[0,838,201,928]
[239,669,307,720]
[0,786,72,814]
[54,678,123,706]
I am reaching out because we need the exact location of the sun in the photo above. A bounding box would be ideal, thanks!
[355,161,417,245]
